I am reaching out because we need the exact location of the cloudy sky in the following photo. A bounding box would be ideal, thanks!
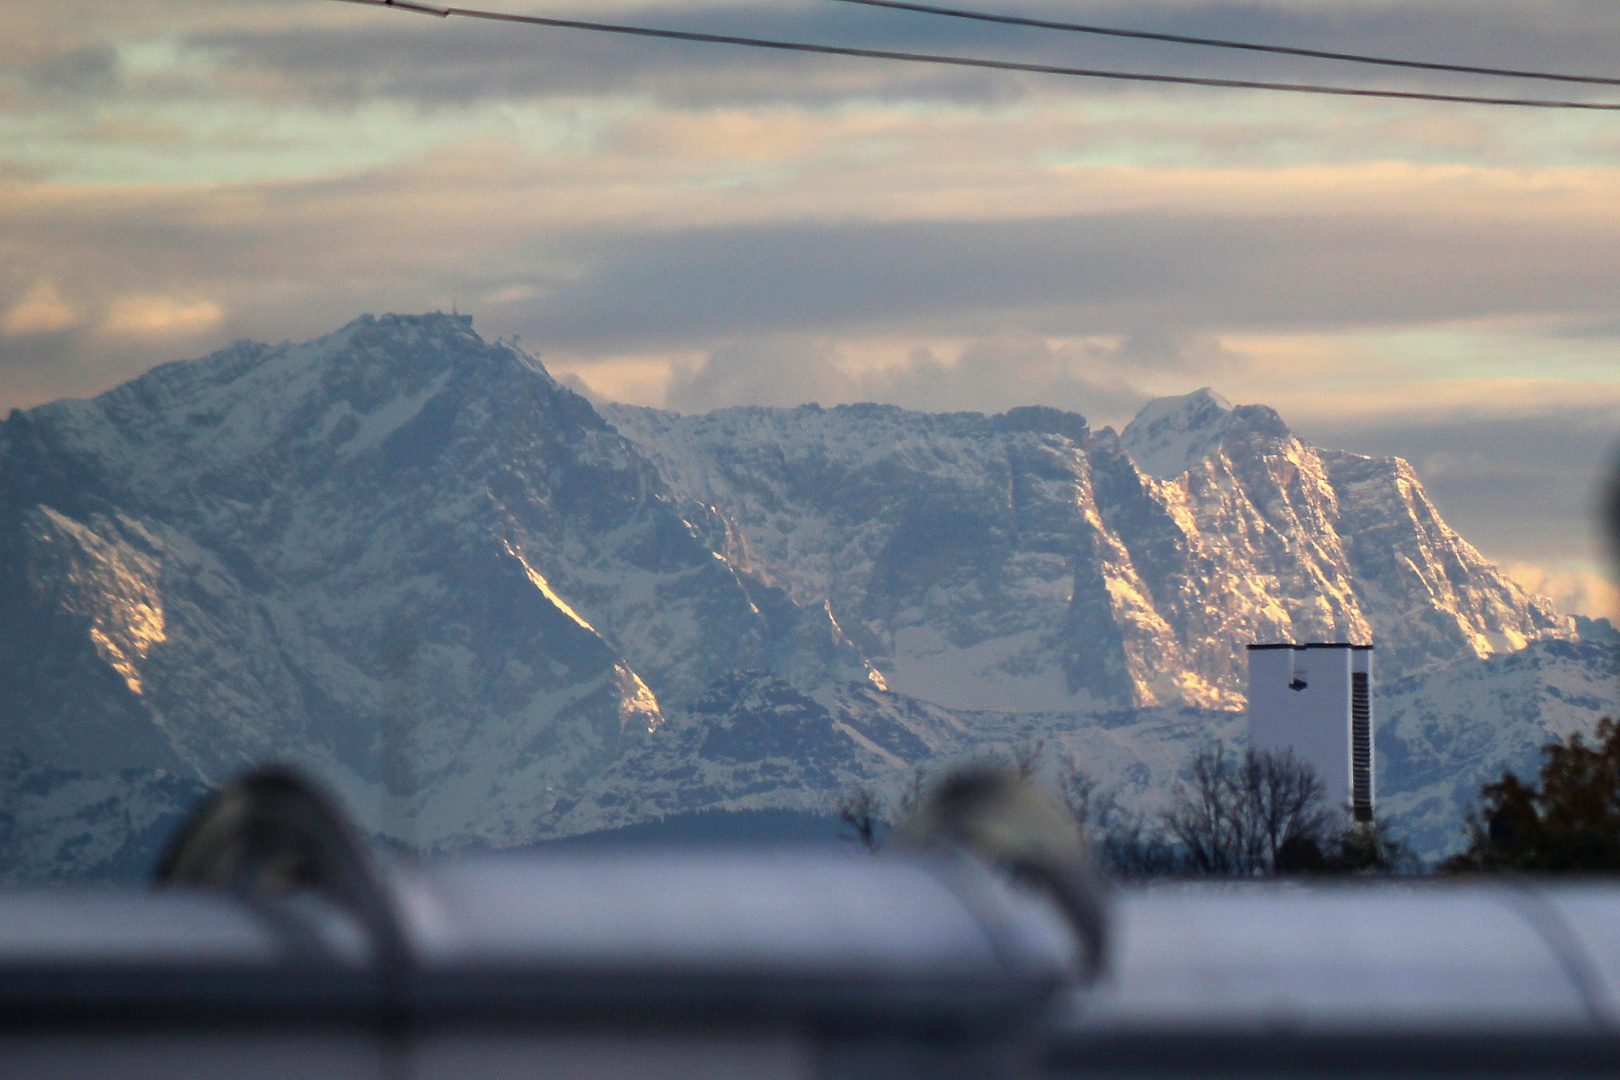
[4,0,1619,616]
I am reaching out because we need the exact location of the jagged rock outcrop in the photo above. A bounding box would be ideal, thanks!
[603,388,1570,711]
[1129,389,1569,683]
[0,314,874,854]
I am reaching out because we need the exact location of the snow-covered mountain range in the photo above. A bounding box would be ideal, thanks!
[603,388,1566,710]
[0,314,1611,876]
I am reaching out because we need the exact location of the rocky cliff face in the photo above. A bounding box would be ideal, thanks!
[603,388,1570,711]
[0,314,871,855]
[0,318,1591,877]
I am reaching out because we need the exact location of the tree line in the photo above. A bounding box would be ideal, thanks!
[838,718,1620,876]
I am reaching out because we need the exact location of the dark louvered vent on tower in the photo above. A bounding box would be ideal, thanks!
[1351,671,1373,823]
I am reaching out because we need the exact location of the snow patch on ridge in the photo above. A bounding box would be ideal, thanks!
[1120,387,1234,480]
[886,625,1086,713]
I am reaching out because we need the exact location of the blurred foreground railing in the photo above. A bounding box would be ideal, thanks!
[3,769,1619,1079]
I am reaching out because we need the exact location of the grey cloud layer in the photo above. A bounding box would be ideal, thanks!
[175,0,1620,109]
[24,45,121,98]
[8,192,1620,393]
[662,331,1147,418]
[521,211,1620,350]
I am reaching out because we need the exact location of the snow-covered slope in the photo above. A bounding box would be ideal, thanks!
[555,637,1620,865]
[0,314,872,863]
[602,393,1569,712]
[601,403,1145,711]
[0,751,208,881]
[1119,387,1235,480]
[0,314,1597,879]
[554,671,1244,842]
[1375,638,1619,859]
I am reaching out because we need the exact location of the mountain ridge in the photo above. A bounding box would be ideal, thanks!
[601,387,1569,710]
[0,313,1600,877]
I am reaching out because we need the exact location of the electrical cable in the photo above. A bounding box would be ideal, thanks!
[334,0,1620,110]
[830,0,1620,89]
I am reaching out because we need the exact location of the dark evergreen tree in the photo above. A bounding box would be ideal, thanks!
[1445,718,1620,872]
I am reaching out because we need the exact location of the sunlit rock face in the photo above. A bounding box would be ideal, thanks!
[0,317,1582,878]
[1137,390,1569,684]
[603,389,1569,711]
[603,402,1145,711]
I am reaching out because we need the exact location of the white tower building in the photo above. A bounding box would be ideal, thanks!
[1246,643,1374,823]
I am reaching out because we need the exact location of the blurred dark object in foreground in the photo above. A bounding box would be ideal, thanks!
[4,768,1620,1078]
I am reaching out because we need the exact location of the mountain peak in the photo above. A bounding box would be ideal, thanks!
[1120,387,1235,480]
[0,317,1586,879]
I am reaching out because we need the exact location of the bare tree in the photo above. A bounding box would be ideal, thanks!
[1164,743,1255,874]
[1244,747,1333,869]
[835,784,888,852]
[1163,744,1334,875]
[895,764,930,823]
[1064,766,1101,829]
[1064,760,1179,877]
[1012,737,1047,780]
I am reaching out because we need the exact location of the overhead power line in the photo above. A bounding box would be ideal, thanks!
[335,0,1620,110]
[831,0,1620,88]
